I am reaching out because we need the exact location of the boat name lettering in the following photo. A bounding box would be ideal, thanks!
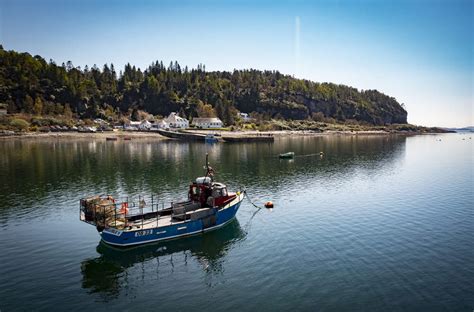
[135,229,153,237]
[104,228,123,236]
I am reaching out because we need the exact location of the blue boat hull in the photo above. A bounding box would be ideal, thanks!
[100,195,243,247]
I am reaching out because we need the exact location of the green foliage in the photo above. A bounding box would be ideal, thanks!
[64,104,73,119]
[0,47,408,126]
[30,116,71,127]
[10,118,30,131]
[33,96,43,115]
[196,100,216,117]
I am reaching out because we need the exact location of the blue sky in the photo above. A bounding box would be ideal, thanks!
[1,0,472,127]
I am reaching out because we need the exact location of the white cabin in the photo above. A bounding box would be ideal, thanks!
[153,120,169,129]
[165,113,189,129]
[138,120,152,130]
[192,117,223,129]
[239,113,252,122]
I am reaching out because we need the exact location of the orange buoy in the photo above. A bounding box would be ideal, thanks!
[264,201,274,208]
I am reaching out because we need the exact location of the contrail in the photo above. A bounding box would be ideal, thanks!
[295,16,301,78]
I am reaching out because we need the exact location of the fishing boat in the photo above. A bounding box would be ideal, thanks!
[80,155,244,247]
[279,152,295,159]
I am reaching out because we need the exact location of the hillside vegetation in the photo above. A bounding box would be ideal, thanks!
[0,46,407,126]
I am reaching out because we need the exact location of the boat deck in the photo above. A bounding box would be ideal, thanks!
[115,207,213,231]
[124,215,174,230]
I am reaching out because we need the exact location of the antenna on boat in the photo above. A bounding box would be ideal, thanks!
[204,153,214,182]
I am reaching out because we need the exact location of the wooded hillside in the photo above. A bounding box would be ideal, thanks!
[0,46,407,125]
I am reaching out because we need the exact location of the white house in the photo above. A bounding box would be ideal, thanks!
[192,117,223,129]
[239,113,252,122]
[123,121,140,131]
[138,120,152,130]
[165,112,189,129]
[155,120,169,129]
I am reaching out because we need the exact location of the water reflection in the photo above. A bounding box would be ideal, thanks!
[0,136,407,229]
[80,219,245,299]
[0,136,407,209]
[3,135,471,311]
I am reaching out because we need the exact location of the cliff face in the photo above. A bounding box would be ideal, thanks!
[254,89,407,125]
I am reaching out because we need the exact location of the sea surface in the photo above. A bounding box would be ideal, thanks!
[0,133,472,311]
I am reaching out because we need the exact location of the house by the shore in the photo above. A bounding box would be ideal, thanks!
[239,112,251,122]
[192,117,223,129]
[154,119,169,129]
[138,120,152,130]
[165,112,189,129]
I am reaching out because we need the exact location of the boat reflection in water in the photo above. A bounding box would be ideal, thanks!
[81,219,245,298]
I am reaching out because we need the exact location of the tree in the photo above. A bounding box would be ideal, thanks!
[33,96,43,115]
[23,95,34,113]
[131,108,139,121]
[215,99,224,121]
[311,112,325,122]
[196,100,216,117]
[178,107,186,119]
[6,99,17,114]
[64,103,73,119]
[222,102,235,125]
[0,48,408,126]
[66,61,73,71]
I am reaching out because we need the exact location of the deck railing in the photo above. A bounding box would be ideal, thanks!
[80,194,190,230]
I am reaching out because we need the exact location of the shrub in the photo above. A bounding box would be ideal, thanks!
[311,112,325,122]
[10,118,30,131]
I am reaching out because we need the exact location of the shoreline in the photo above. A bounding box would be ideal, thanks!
[0,131,167,140]
[0,129,449,140]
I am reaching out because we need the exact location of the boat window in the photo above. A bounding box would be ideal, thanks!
[222,188,228,197]
[212,188,221,197]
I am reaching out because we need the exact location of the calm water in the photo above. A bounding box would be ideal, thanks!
[0,134,472,311]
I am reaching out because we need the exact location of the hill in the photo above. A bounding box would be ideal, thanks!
[0,46,407,126]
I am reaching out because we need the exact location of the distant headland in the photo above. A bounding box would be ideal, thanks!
[0,46,450,135]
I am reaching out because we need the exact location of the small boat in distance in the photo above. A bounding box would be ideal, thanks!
[80,155,244,247]
[279,152,295,159]
[205,133,218,143]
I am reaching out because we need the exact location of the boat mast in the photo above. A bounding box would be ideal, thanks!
[204,153,214,182]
